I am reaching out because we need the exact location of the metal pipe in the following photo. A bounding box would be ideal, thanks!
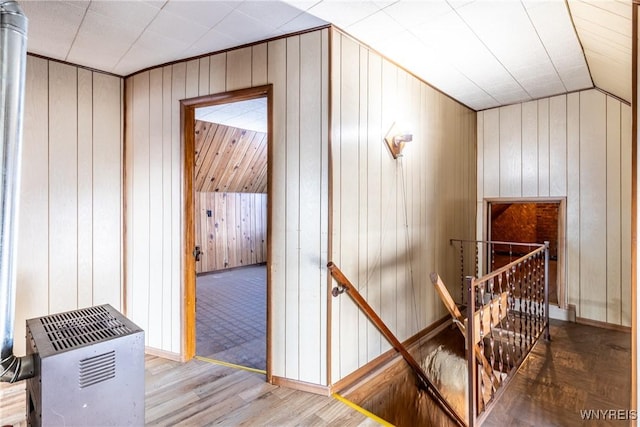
[0,0,34,383]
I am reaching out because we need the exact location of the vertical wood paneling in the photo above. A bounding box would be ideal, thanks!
[579,90,607,321]
[198,57,210,96]
[606,97,621,324]
[483,108,500,198]
[357,46,369,367]
[252,44,268,87]
[77,69,93,308]
[49,62,78,313]
[337,35,360,378]
[284,35,301,380]
[148,68,164,348]
[379,58,397,355]
[15,56,49,357]
[298,31,323,384]
[538,98,550,196]
[330,30,477,382]
[479,89,629,325]
[621,104,632,326]
[161,65,173,349]
[131,72,151,336]
[566,92,581,309]
[195,192,267,273]
[186,59,200,99]
[549,95,567,197]
[92,73,122,307]
[366,50,382,360]
[267,37,287,378]
[499,104,522,197]
[170,62,185,353]
[15,58,123,356]
[209,53,226,94]
[521,101,538,197]
[226,47,252,91]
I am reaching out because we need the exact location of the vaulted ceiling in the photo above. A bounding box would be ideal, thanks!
[18,0,632,111]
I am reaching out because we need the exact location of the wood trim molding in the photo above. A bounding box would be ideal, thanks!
[145,347,183,362]
[181,85,273,367]
[270,376,330,396]
[127,25,331,79]
[326,24,334,390]
[576,317,633,334]
[632,2,638,413]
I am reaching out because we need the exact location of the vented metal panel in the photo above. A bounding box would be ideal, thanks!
[40,306,132,352]
[26,304,144,426]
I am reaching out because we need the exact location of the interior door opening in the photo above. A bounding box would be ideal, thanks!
[182,86,271,377]
[487,199,565,307]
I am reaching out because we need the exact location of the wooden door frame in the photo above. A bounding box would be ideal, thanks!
[180,85,273,381]
[484,197,567,309]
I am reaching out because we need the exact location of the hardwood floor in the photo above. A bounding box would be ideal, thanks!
[483,320,631,426]
[0,320,631,426]
[0,356,375,426]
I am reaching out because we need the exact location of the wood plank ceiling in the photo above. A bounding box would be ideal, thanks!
[194,120,267,194]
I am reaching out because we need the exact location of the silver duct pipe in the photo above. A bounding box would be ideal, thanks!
[0,0,33,382]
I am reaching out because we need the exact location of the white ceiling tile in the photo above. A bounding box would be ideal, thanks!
[306,0,380,28]
[146,9,210,47]
[382,0,451,27]
[87,0,161,28]
[347,10,405,45]
[236,1,303,29]
[213,9,282,43]
[183,28,240,58]
[523,0,591,93]
[19,0,87,60]
[67,11,141,72]
[161,0,236,29]
[277,11,327,33]
[196,98,267,133]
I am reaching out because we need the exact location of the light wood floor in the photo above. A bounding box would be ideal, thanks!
[1,320,631,426]
[0,355,377,426]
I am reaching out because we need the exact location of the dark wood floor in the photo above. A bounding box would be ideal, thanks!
[483,320,631,426]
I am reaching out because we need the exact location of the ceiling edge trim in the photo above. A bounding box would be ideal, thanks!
[26,52,122,79]
[124,24,332,79]
[564,0,595,88]
[475,85,633,113]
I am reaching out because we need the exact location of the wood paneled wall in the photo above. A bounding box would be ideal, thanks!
[330,30,477,382]
[194,121,267,193]
[195,192,267,273]
[14,56,123,356]
[125,29,329,383]
[477,89,632,326]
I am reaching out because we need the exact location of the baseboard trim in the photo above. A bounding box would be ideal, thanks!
[145,347,183,362]
[270,376,330,396]
[329,314,451,395]
[576,317,632,333]
[549,304,574,322]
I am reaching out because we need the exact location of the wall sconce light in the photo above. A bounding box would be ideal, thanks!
[384,123,413,159]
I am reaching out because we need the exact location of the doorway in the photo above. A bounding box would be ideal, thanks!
[487,199,565,307]
[181,86,272,378]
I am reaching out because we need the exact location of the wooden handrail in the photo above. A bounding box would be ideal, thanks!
[327,262,466,427]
